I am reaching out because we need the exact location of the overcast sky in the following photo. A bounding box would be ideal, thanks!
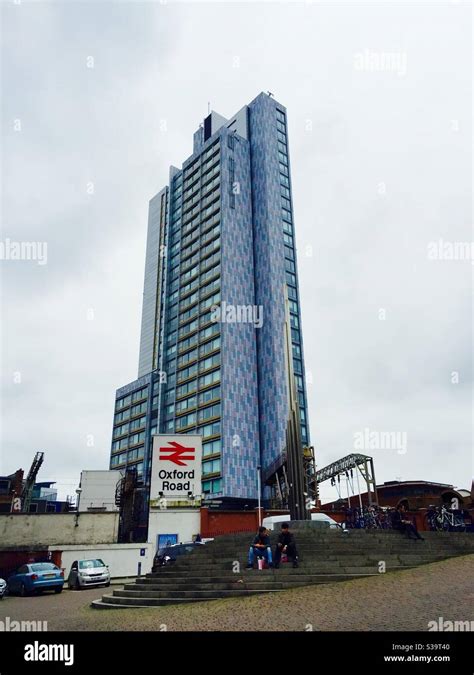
[1,1,472,503]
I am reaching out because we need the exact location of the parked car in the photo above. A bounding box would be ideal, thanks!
[262,513,339,530]
[310,513,339,529]
[67,559,110,590]
[152,542,204,571]
[7,563,64,596]
[0,578,7,600]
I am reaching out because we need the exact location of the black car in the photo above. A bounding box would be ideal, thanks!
[152,542,204,571]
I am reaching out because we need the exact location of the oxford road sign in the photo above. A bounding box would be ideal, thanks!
[150,434,202,500]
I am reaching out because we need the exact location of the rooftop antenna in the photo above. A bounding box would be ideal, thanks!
[267,91,274,98]
[207,101,210,115]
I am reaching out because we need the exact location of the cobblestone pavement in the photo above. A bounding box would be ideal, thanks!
[1,555,473,632]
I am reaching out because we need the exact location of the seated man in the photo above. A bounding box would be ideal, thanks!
[246,526,273,569]
[392,504,424,540]
[274,522,299,568]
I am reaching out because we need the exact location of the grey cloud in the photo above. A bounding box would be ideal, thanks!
[1,1,471,500]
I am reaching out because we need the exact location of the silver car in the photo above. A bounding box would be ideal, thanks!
[67,559,110,590]
[0,578,7,599]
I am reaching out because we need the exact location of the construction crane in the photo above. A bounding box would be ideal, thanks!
[316,453,378,506]
[21,451,44,512]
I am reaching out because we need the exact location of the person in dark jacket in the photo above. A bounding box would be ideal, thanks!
[246,526,273,569]
[392,505,424,540]
[274,522,299,568]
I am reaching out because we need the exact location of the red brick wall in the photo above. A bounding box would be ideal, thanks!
[200,508,290,537]
[200,508,259,537]
[200,507,470,535]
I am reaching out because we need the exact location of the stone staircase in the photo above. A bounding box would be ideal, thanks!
[91,529,474,608]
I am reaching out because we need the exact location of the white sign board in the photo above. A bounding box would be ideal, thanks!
[150,434,202,503]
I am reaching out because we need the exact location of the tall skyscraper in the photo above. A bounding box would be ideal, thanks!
[109,92,310,508]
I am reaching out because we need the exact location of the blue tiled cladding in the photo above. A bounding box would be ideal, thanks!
[248,94,291,477]
[220,127,260,499]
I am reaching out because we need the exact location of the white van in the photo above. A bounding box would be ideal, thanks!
[262,513,339,531]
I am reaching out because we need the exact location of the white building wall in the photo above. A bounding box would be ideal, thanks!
[52,543,153,578]
[147,509,201,553]
[78,470,121,512]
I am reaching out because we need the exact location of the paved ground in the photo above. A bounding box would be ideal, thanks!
[1,555,473,632]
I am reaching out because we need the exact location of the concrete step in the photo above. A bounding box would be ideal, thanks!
[207,532,473,543]
[125,573,380,590]
[113,588,286,599]
[95,595,217,607]
[124,581,314,591]
[183,548,432,556]
[147,559,442,575]
[188,547,454,558]
[139,569,411,584]
[91,531,474,610]
[158,550,440,562]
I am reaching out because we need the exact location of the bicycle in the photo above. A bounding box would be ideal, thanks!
[425,505,467,532]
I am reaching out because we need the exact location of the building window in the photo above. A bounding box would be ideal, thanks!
[177,348,198,367]
[129,416,146,431]
[176,395,197,412]
[199,337,220,357]
[176,380,197,397]
[286,272,296,286]
[276,108,286,123]
[202,477,222,494]
[199,369,220,388]
[199,421,221,438]
[177,362,198,382]
[116,394,131,411]
[198,385,220,405]
[199,353,220,372]
[114,422,130,437]
[293,358,302,375]
[198,403,220,422]
[284,245,295,261]
[203,438,221,456]
[175,411,197,430]
[131,401,147,417]
[132,387,147,402]
[202,458,221,476]
[290,313,299,329]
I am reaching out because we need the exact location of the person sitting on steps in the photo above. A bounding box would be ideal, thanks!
[246,526,273,569]
[274,522,299,568]
[392,504,424,540]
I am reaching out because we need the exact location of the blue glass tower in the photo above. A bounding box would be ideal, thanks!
[109,93,310,506]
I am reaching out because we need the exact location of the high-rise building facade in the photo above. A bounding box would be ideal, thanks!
[109,92,310,507]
